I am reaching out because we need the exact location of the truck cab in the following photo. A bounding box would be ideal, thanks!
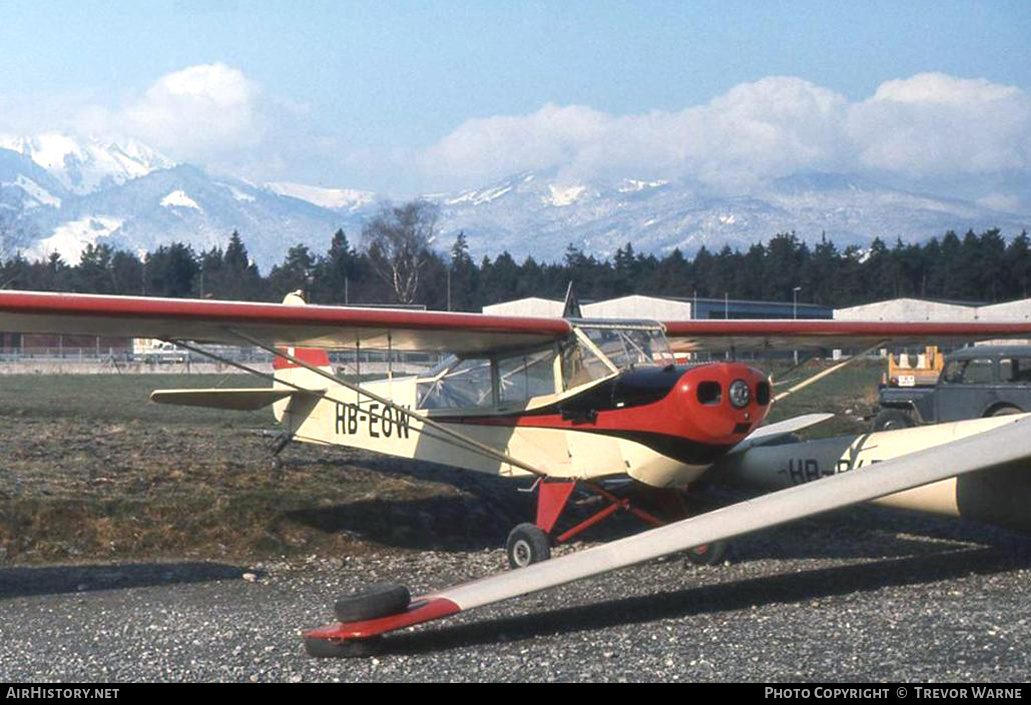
[873,346,1031,430]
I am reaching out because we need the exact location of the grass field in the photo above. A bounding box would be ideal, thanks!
[0,360,884,564]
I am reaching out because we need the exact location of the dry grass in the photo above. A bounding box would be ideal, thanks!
[0,362,884,564]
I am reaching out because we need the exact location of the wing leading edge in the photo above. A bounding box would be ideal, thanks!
[662,319,1031,353]
[0,290,571,354]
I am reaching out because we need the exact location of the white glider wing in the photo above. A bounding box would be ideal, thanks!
[308,415,1031,642]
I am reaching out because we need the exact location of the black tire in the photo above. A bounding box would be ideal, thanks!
[333,583,411,622]
[685,540,729,566]
[872,408,916,432]
[304,635,383,658]
[506,523,551,569]
[989,405,1022,417]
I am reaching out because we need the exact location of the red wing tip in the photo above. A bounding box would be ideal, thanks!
[303,596,462,641]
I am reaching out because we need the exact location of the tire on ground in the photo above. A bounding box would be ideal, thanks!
[872,408,916,431]
[685,539,729,566]
[506,523,552,569]
[333,583,411,622]
[989,405,1022,417]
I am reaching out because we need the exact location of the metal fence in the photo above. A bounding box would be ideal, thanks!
[0,346,444,375]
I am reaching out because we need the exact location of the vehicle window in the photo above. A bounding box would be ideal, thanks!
[1000,357,1031,384]
[416,357,494,409]
[498,348,558,403]
[942,358,993,385]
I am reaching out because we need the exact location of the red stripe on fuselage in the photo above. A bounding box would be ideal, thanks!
[440,364,770,447]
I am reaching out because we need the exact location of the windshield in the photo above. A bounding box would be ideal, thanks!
[577,325,675,371]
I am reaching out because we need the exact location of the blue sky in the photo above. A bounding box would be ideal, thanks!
[1,1,1029,201]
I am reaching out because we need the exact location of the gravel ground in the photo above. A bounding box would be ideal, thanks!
[2,507,1030,683]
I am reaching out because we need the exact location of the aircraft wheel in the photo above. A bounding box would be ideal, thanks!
[333,583,411,622]
[304,635,383,658]
[872,409,915,431]
[506,523,551,569]
[685,540,729,566]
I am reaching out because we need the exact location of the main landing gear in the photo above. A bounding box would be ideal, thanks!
[503,480,731,569]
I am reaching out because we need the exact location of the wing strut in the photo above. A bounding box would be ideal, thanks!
[305,416,1031,649]
[225,328,549,478]
[773,339,886,403]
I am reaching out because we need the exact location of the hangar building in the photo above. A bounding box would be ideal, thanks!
[834,298,979,322]
[483,295,832,320]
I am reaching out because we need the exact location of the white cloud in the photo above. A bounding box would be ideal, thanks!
[419,73,1030,193]
[847,73,1030,177]
[120,63,263,160]
[420,104,610,182]
[3,66,1026,201]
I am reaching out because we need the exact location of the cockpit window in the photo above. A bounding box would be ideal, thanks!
[417,357,494,409]
[498,348,558,403]
[560,339,611,390]
[416,324,676,408]
[577,326,674,370]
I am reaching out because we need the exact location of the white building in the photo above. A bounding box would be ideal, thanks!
[582,295,693,320]
[978,299,1031,320]
[484,295,695,319]
[834,298,978,322]
[482,297,565,318]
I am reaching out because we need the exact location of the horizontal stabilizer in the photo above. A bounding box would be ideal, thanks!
[150,388,321,411]
[729,413,835,453]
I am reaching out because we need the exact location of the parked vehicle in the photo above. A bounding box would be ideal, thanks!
[873,346,1031,430]
[132,341,189,364]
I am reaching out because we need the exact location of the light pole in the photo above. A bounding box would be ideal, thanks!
[793,286,802,365]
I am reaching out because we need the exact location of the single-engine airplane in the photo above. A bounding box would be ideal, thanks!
[2,287,1031,657]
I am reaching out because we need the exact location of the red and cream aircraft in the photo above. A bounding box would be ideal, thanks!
[1,288,1031,657]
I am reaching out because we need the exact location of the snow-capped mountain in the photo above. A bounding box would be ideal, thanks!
[0,134,375,267]
[428,169,1030,260]
[14,164,368,267]
[0,133,174,195]
[1,132,1027,271]
[265,182,376,213]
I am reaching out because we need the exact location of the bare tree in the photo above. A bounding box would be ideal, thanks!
[363,200,439,304]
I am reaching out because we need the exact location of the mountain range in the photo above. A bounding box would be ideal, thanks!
[0,133,1027,270]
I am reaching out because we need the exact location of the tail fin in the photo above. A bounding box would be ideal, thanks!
[273,291,333,421]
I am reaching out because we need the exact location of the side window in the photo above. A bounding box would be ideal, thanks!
[560,340,611,390]
[942,358,993,385]
[417,357,494,409]
[498,349,558,404]
[1000,357,1031,384]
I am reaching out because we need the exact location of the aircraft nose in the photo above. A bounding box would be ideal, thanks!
[675,364,771,444]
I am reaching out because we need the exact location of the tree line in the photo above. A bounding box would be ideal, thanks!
[1,201,1029,311]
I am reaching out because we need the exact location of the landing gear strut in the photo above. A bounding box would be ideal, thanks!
[505,480,666,569]
[505,480,732,569]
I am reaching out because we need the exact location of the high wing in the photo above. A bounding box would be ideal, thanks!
[662,319,1031,353]
[308,415,1031,643]
[0,290,571,354]
[4,289,1030,355]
